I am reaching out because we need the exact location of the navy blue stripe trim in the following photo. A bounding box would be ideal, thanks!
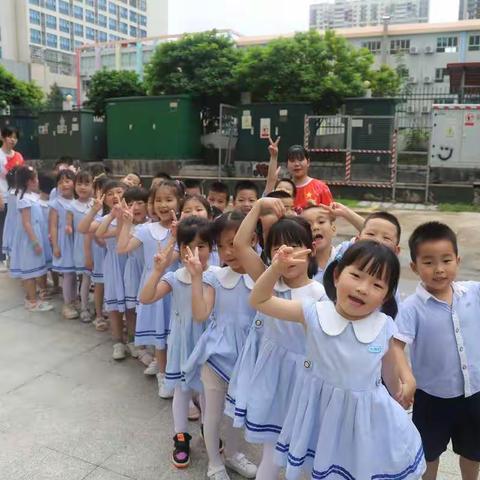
[245,418,282,434]
[105,299,126,304]
[206,359,230,383]
[225,394,235,405]
[9,265,47,275]
[312,465,355,480]
[372,447,424,480]
[52,266,76,271]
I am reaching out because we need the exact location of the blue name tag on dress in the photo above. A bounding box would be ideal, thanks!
[368,345,382,354]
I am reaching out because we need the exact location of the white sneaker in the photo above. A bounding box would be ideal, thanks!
[112,342,127,360]
[157,372,173,399]
[143,358,159,375]
[207,466,231,480]
[126,342,139,358]
[62,304,79,320]
[225,453,257,479]
[0,261,8,273]
[80,309,92,323]
[25,300,54,312]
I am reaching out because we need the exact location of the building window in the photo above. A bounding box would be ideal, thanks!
[119,22,128,34]
[73,5,83,19]
[139,14,147,26]
[120,6,128,18]
[435,68,448,82]
[74,23,84,36]
[390,39,410,54]
[109,17,118,30]
[86,9,95,23]
[45,0,57,11]
[371,4,378,21]
[59,18,70,33]
[29,0,40,5]
[140,29,146,38]
[46,33,57,48]
[361,40,381,54]
[469,35,480,51]
[109,34,119,41]
[46,14,57,29]
[86,0,94,6]
[437,36,458,53]
[108,2,117,14]
[98,0,107,11]
[74,40,83,48]
[59,0,70,15]
[86,27,96,40]
[130,10,137,22]
[139,0,146,11]
[360,5,367,23]
[60,37,72,51]
[130,0,137,7]
[130,26,137,37]
[97,13,107,27]
[29,9,41,25]
[30,28,42,45]
[98,31,107,42]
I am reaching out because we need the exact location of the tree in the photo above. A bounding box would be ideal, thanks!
[235,30,375,112]
[46,83,65,109]
[144,30,241,109]
[0,64,44,110]
[85,69,146,115]
[369,64,402,97]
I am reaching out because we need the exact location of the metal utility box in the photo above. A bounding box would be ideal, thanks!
[236,103,314,162]
[430,104,480,168]
[38,110,106,162]
[0,114,40,160]
[106,95,202,159]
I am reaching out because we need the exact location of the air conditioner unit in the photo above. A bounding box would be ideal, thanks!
[424,45,434,54]
[409,46,419,55]
[424,76,433,84]
[408,76,418,84]
[407,105,416,114]
[422,105,431,114]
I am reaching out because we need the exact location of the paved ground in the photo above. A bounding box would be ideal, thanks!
[1,209,479,479]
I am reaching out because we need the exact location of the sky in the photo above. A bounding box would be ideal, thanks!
[168,0,459,36]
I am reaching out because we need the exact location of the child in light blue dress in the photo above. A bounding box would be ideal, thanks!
[66,171,94,323]
[182,210,258,480]
[49,169,76,319]
[226,198,326,479]
[138,216,218,471]
[2,167,20,259]
[250,240,425,480]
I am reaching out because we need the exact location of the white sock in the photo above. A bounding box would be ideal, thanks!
[172,386,191,434]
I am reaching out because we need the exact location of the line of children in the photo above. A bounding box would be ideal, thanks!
[2,153,479,480]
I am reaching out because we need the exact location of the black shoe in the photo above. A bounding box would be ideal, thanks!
[200,424,224,454]
[172,432,192,468]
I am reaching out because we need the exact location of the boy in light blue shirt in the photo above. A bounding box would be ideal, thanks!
[395,221,480,480]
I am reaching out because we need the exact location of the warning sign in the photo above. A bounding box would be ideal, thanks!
[260,118,271,139]
[465,112,475,127]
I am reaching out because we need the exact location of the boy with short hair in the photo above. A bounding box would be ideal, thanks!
[265,189,295,216]
[394,221,480,480]
[233,180,259,214]
[184,178,202,196]
[207,181,229,213]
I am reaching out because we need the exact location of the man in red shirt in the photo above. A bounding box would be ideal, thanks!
[286,145,333,210]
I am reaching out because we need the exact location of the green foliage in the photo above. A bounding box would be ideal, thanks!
[235,30,374,112]
[0,64,44,110]
[86,69,146,115]
[144,30,241,107]
[46,83,65,110]
[369,64,402,97]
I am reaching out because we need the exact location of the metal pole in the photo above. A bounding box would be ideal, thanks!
[381,15,391,66]
[218,104,223,181]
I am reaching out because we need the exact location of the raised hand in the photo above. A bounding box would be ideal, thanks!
[153,241,174,273]
[111,203,123,219]
[259,197,286,219]
[184,246,203,277]
[271,245,311,275]
[169,210,178,237]
[268,136,281,158]
[122,199,134,223]
[330,202,349,219]
[92,192,105,214]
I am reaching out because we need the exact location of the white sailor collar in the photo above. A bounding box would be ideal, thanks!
[416,282,467,304]
[56,196,73,209]
[23,192,40,202]
[71,198,93,213]
[38,199,49,208]
[175,265,221,285]
[316,301,386,343]
[148,222,169,242]
[214,266,255,290]
[291,280,326,301]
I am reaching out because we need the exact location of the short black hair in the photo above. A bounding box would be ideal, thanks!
[89,163,106,178]
[38,171,55,195]
[275,177,297,197]
[212,210,246,243]
[362,211,402,245]
[154,171,172,180]
[287,145,309,162]
[182,193,212,218]
[56,168,76,185]
[184,178,202,192]
[6,166,20,190]
[234,180,259,200]
[93,174,109,195]
[1,125,19,138]
[408,221,458,262]
[266,190,292,200]
[323,240,400,318]
[102,180,126,214]
[176,216,213,250]
[55,156,73,167]
[124,187,149,204]
[15,165,37,198]
[75,170,92,185]
[208,181,229,198]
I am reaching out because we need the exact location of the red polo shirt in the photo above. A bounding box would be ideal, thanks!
[294,177,333,210]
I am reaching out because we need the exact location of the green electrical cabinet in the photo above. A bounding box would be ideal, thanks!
[38,110,106,162]
[0,114,40,160]
[106,95,202,159]
[236,103,314,162]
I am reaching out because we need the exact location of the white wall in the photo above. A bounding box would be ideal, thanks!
[147,0,168,36]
